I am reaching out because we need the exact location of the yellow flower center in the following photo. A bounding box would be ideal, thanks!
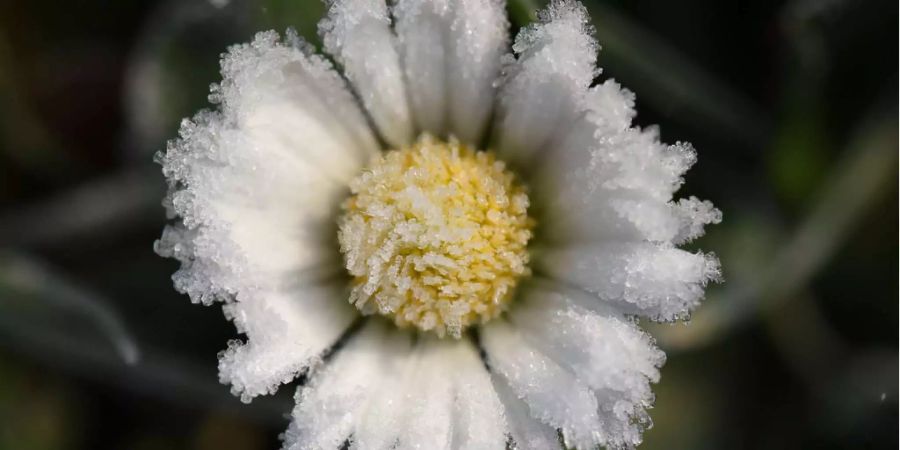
[338,135,533,338]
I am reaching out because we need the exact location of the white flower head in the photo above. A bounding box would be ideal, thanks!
[155,1,722,449]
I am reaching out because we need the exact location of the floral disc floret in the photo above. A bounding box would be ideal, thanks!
[338,134,534,338]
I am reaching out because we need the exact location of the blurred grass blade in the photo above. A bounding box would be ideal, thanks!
[0,169,164,248]
[762,116,895,298]
[0,251,140,365]
[0,255,292,424]
[585,3,771,150]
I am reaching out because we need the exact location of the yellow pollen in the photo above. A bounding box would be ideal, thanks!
[338,134,534,338]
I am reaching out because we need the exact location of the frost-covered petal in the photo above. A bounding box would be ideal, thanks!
[393,0,450,136]
[348,343,415,449]
[508,283,665,448]
[320,0,414,147]
[446,0,508,144]
[393,0,508,143]
[491,375,561,450]
[531,79,721,244]
[218,282,356,402]
[156,31,378,304]
[345,337,506,450]
[284,321,411,450]
[395,338,455,450]
[155,31,373,401]
[535,242,721,321]
[449,339,508,450]
[493,0,596,166]
[481,320,601,450]
[350,337,450,450]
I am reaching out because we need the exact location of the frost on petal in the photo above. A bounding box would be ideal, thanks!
[343,337,506,450]
[481,320,601,450]
[320,0,414,147]
[157,30,377,301]
[349,342,416,450]
[536,242,721,321]
[672,196,723,244]
[446,0,508,144]
[449,339,508,450]
[493,0,597,166]
[393,0,508,144]
[394,0,451,136]
[156,31,371,399]
[508,283,666,448]
[491,375,561,450]
[395,338,455,450]
[351,337,447,450]
[533,79,722,245]
[284,321,411,450]
[218,282,355,402]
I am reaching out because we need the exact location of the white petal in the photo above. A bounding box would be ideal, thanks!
[396,338,456,450]
[393,0,451,136]
[156,31,377,305]
[219,282,356,402]
[446,0,508,144]
[157,34,372,400]
[219,30,379,168]
[509,283,665,448]
[493,0,596,166]
[350,336,446,450]
[392,0,508,143]
[535,242,721,321]
[320,0,414,147]
[532,80,721,244]
[671,196,723,244]
[349,334,418,450]
[284,321,411,450]
[350,378,410,448]
[491,375,560,450]
[348,337,505,450]
[481,320,601,450]
[449,340,508,450]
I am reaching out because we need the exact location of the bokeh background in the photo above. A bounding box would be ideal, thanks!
[0,0,896,449]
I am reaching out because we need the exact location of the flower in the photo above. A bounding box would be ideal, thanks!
[154,0,721,448]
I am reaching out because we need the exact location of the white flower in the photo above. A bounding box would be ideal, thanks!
[155,0,721,449]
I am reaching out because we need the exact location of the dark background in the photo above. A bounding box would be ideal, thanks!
[0,0,896,449]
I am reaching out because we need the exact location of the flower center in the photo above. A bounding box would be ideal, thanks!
[338,135,533,338]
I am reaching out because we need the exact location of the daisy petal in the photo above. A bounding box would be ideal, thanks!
[509,283,665,448]
[494,0,596,166]
[219,282,356,402]
[284,321,411,450]
[351,337,450,450]
[320,0,414,147]
[448,0,509,144]
[393,0,451,136]
[396,339,456,450]
[491,375,561,450]
[351,357,413,449]
[449,340,508,450]
[394,0,508,143]
[481,320,601,450]
[536,242,721,321]
[533,80,721,244]
[219,30,379,171]
[156,31,377,306]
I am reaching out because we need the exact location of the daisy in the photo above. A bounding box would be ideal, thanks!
[155,0,721,448]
